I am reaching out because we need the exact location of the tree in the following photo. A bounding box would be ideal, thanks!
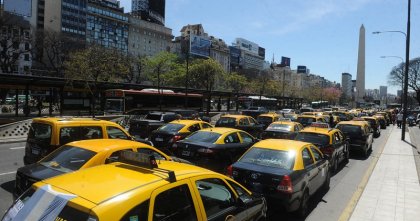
[322,87,342,105]
[64,45,130,116]
[389,57,420,105]
[143,51,184,87]
[188,58,225,113]
[226,72,248,110]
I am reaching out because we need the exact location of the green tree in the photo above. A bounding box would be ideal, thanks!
[64,45,130,116]
[389,57,420,105]
[188,58,225,113]
[226,72,248,110]
[143,51,184,87]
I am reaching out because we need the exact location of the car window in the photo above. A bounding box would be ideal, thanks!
[215,117,236,127]
[239,132,253,144]
[59,127,81,145]
[201,123,212,129]
[157,123,184,133]
[249,117,258,124]
[195,178,235,220]
[153,184,197,221]
[121,200,149,221]
[333,133,340,144]
[302,148,314,168]
[187,124,201,132]
[224,133,240,144]
[137,148,166,160]
[28,123,52,144]
[39,145,96,172]
[310,146,323,162]
[80,126,103,140]
[107,126,129,140]
[239,118,249,126]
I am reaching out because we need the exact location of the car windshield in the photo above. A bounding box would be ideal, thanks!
[28,123,52,144]
[295,133,330,146]
[284,114,296,119]
[239,147,295,170]
[257,116,273,123]
[336,125,362,136]
[157,123,184,132]
[215,117,236,127]
[266,124,292,131]
[39,145,96,172]
[183,131,221,143]
[297,117,315,125]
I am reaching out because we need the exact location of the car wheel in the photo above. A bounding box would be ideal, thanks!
[322,169,330,191]
[296,190,309,218]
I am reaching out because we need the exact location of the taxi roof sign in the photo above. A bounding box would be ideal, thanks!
[310,122,330,128]
[119,150,158,169]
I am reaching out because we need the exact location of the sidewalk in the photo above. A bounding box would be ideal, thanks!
[349,126,420,221]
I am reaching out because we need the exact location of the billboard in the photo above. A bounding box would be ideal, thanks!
[229,46,241,65]
[236,38,259,55]
[258,47,265,58]
[190,35,211,57]
[297,65,307,73]
[4,0,32,17]
[281,56,291,67]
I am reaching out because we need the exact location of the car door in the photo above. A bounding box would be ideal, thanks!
[223,132,245,161]
[191,176,250,221]
[150,180,201,221]
[309,146,328,191]
[333,132,345,162]
[302,147,319,196]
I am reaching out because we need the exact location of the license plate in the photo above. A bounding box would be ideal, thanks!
[155,138,163,142]
[31,148,39,155]
[182,150,190,156]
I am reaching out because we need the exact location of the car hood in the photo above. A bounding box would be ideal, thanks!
[18,163,65,181]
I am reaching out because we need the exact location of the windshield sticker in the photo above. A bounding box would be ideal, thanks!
[3,185,76,221]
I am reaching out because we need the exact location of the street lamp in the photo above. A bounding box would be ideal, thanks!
[372,0,411,140]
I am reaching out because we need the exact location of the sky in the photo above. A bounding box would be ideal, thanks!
[120,0,420,95]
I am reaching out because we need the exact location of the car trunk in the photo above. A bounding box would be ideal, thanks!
[150,131,176,148]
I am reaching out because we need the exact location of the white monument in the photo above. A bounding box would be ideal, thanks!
[356,24,366,103]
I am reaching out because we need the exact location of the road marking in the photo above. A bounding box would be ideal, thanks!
[0,171,16,176]
[338,127,393,221]
[10,146,25,150]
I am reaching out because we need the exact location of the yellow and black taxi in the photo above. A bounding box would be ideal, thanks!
[15,139,172,198]
[322,112,341,127]
[5,151,267,221]
[294,123,349,172]
[256,113,282,129]
[373,114,387,129]
[261,121,304,140]
[24,117,133,165]
[332,111,353,121]
[296,115,327,127]
[376,111,391,126]
[215,114,265,138]
[336,121,373,157]
[227,139,330,217]
[172,127,257,172]
[149,119,212,152]
[361,116,381,137]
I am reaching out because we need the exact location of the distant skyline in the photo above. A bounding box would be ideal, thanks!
[120,0,420,95]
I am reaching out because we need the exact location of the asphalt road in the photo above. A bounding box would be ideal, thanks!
[0,126,404,220]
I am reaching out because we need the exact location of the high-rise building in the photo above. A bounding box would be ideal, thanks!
[341,73,352,97]
[231,38,265,71]
[379,86,387,98]
[356,24,366,102]
[131,0,165,25]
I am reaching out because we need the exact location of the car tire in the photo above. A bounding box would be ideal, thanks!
[296,190,309,218]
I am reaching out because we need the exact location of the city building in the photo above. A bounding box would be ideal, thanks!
[231,38,265,71]
[0,10,32,74]
[341,73,352,97]
[131,0,165,25]
[209,36,229,73]
[128,15,172,57]
[380,86,387,99]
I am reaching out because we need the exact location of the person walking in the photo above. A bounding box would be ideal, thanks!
[397,112,403,128]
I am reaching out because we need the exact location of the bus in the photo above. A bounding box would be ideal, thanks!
[105,89,204,114]
[238,96,278,110]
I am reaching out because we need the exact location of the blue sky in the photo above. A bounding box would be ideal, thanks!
[120,0,420,95]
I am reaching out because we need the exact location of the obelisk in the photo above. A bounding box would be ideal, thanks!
[356,24,365,103]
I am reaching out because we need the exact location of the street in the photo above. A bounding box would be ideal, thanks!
[2,126,418,220]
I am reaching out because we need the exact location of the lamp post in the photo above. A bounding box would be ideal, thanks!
[372,0,410,140]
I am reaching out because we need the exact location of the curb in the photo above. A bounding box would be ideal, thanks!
[0,137,27,144]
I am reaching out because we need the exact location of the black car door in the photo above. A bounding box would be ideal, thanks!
[223,132,246,162]
[193,178,250,221]
[333,132,344,162]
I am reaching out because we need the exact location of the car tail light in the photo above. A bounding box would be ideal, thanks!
[226,165,233,177]
[169,135,182,143]
[277,175,293,194]
[322,145,335,156]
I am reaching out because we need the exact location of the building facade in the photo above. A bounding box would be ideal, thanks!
[128,15,172,57]
[341,72,352,97]
[131,0,165,25]
[231,38,264,71]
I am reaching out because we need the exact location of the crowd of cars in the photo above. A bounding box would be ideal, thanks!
[2,107,405,220]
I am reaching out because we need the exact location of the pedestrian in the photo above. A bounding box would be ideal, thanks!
[397,112,403,128]
[329,113,334,128]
